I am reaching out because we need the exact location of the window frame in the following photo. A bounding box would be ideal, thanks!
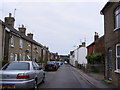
[114,6,120,30]
[10,36,14,47]
[19,39,23,49]
[115,44,120,73]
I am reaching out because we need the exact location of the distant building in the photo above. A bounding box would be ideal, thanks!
[70,42,87,67]
[101,1,120,87]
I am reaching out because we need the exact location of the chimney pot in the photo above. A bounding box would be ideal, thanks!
[9,13,12,17]
[94,32,99,41]
[82,42,86,47]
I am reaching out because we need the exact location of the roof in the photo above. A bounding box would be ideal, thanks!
[100,0,119,15]
[2,20,43,47]
[86,42,95,48]
[87,35,104,48]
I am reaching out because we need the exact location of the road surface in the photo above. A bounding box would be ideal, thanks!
[39,64,95,88]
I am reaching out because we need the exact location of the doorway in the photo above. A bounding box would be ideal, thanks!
[107,49,112,80]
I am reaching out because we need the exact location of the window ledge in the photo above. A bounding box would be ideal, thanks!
[114,27,120,31]
[114,70,120,74]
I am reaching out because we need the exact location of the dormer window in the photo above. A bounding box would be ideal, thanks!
[115,6,120,29]
[10,36,14,47]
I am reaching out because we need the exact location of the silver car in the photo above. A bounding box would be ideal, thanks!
[0,61,45,89]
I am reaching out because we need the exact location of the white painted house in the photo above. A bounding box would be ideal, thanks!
[77,47,87,65]
[70,42,87,67]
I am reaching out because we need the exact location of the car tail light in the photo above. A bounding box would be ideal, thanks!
[53,64,56,67]
[17,73,30,79]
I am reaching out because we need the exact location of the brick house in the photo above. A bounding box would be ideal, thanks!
[1,13,49,63]
[101,1,120,87]
[87,32,105,55]
[86,33,105,74]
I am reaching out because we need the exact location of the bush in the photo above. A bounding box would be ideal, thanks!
[86,53,104,64]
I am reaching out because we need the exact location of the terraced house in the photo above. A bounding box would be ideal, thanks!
[101,1,120,87]
[1,13,49,64]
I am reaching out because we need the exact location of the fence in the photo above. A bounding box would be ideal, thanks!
[78,64,105,73]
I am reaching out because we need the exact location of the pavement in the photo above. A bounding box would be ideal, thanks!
[72,66,117,89]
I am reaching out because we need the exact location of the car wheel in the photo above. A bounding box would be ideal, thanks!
[42,74,45,83]
[34,80,38,90]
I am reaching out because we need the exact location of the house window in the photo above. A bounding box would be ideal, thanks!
[115,6,120,29]
[10,36,14,47]
[116,44,120,71]
[20,39,23,48]
[27,42,31,47]
[10,53,14,61]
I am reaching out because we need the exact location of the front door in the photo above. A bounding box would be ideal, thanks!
[15,54,17,61]
[108,49,112,80]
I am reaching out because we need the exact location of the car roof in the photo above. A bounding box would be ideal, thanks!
[9,61,34,63]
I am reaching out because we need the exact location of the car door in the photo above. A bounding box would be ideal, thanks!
[32,62,41,84]
[33,62,43,84]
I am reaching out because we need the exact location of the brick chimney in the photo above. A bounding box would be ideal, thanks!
[27,33,33,39]
[18,25,26,35]
[5,13,15,28]
[94,32,99,41]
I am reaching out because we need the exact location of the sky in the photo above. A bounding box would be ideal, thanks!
[0,0,108,55]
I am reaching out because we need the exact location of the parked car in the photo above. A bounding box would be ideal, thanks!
[0,61,45,89]
[64,61,68,64]
[56,61,62,67]
[45,61,58,71]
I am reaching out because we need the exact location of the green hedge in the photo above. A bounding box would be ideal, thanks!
[86,53,104,64]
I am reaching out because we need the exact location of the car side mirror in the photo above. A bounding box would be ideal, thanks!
[39,67,42,70]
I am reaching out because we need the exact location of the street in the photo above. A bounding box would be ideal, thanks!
[38,64,95,88]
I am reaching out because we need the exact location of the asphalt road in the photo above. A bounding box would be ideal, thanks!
[38,64,95,88]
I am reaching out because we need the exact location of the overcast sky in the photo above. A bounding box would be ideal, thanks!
[1,0,108,55]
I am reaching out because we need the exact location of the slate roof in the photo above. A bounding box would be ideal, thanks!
[1,19,43,48]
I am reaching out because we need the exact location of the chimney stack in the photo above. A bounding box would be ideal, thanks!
[18,25,26,35]
[94,32,99,41]
[82,42,86,47]
[5,13,15,28]
[27,33,33,39]
[79,45,82,48]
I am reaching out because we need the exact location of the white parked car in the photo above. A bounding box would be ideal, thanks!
[64,61,68,64]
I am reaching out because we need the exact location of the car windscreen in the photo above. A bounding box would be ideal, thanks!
[2,62,30,70]
[47,61,56,64]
